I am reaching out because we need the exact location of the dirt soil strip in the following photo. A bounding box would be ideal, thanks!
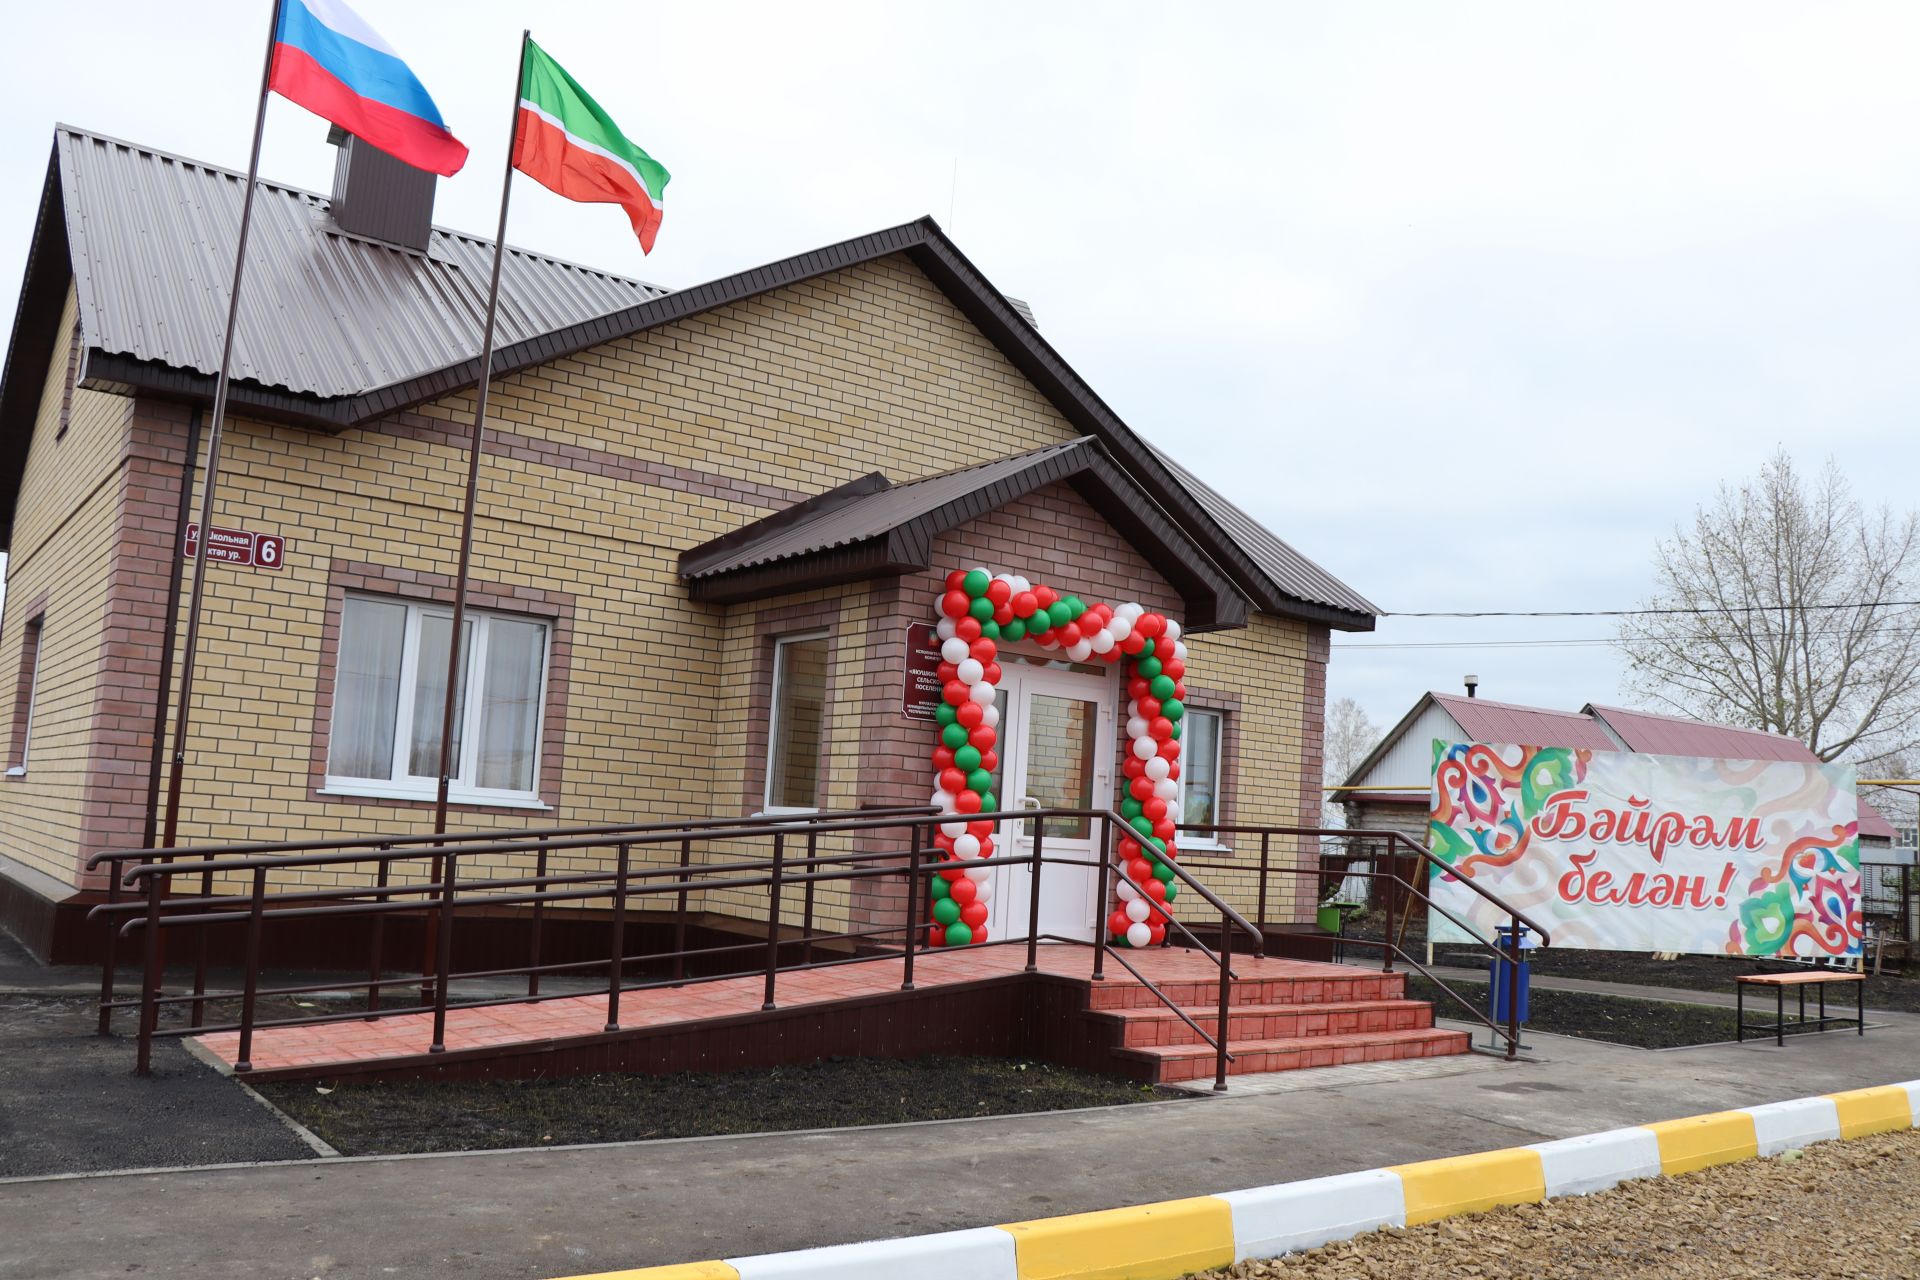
[1192,1128,1920,1280]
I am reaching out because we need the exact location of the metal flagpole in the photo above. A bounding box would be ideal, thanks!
[421,29,529,997]
[158,0,284,853]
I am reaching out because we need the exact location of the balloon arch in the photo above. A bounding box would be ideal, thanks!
[924,567,1189,949]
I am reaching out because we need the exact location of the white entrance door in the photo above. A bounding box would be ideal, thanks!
[992,662,1117,943]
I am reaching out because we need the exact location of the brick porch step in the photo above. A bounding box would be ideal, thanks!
[1102,998,1435,1048]
[1087,970,1408,1010]
[1125,1027,1473,1083]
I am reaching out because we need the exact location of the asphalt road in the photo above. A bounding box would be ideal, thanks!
[3,1011,1915,1280]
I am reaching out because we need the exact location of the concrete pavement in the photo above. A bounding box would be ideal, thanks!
[3,1010,1916,1280]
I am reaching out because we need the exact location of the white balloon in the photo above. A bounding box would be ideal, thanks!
[969,681,996,706]
[1127,699,1142,720]
[1010,575,1031,592]
[934,787,957,806]
[1126,716,1149,739]
[1108,615,1133,642]
[1133,737,1158,760]
[1125,898,1151,923]
[953,834,981,859]
[1116,602,1142,619]
[941,637,971,664]
[965,865,992,883]
[1162,619,1182,643]
[1144,756,1171,781]
[1126,922,1152,948]
[1115,878,1140,901]
[973,877,994,901]
[1066,640,1093,662]
[955,843,980,862]
[1154,778,1179,801]
[956,657,984,685]
[971,565,990,581]
[936,616,958,641]
[940,819,968,838]
[981,703,1000,727]
[1172,639,1188,662]
[1089,629,1115,653]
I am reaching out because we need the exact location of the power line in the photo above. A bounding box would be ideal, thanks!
[1332,638,1621,651]
[1381,599,1920,619]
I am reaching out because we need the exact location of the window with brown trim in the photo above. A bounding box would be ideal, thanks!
[764,632,829,812]
[56,319,81,440]
[7,614,45,775]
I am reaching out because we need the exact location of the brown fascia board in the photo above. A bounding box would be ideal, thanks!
[0,149,73,552]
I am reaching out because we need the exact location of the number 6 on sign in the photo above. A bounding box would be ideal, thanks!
[255,533,285,570]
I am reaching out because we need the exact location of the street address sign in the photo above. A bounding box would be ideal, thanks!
[182,523,284,570]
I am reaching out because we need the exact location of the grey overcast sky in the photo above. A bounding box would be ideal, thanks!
[3,1,1918,742]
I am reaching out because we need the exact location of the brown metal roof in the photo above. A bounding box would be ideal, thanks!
[0,126,1378,632]
[677,437,1251,630]
[1429,692,1622,755]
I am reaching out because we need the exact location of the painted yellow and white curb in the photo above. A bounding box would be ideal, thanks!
[555,1080,1920,1280]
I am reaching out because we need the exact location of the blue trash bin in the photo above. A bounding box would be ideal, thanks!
[1489,924,1534,1026]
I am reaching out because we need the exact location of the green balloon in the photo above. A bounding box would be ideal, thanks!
[1003,619,1027,641]
[1149,674,1177,701]
[1130,815,1154,838]
[945,920,974,947]
[930,876,952,900]
[1063,596,1085,619]
[942,723,969,750]
[933,897,961,926]
[1138,638,1156,658]
[1171,721,1182,741]
[954,745,982,772]
[978,790,997,812]
[1048,601,1074,628]
[969,596,996,622]
[966,768,994,794]
[1145,835,1166,853]
[963,568,991,598]
[1153,860,1176,882]
[980,619,1001,639]
[1120,797,1143,820]
[1136,656,1163,679]
[1162,698,1185,722]
[936,702,957,726]
[1164,880,1179,902]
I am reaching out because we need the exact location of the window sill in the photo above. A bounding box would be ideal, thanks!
[318,784,552,811]
[3,767,24,779]
[1180,840,1234,854]
[753,807,822,820]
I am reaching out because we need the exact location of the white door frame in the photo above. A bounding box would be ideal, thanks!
[992,656,1119,942]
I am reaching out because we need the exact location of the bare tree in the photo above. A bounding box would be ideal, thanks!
[1322,696,1379,827]
[1619,451,1920,763]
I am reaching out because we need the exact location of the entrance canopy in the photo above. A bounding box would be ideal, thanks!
[677,437,1251,631]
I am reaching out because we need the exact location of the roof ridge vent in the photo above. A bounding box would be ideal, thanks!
[326,126,435,253]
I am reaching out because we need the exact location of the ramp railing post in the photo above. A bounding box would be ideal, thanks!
[96,866,122,1036]
[1092,815,1111,982]
[235,865,267,1073]
[762,830,784,1011]
[605,842,630,1032]
[902,822,920,991]
[135,870,163,1076]
[428,850,457,1053]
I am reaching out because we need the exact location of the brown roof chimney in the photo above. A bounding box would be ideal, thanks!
[327,127,436,252]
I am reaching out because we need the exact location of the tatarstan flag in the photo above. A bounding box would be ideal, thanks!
[513,40,671,253]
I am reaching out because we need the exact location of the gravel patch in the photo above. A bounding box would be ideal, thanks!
[1191,1128,1920,1279]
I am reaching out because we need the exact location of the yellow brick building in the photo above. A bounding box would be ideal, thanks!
[0,126,1375,965]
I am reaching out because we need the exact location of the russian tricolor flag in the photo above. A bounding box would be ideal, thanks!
[270,0,468,176]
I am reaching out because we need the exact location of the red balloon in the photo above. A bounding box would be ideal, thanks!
[1122,756,1145,779]
[968,725,996,751]
[1033,585,1058,609]
[950,876,977,904]
[978,749,999,773]
[1121,633,1147,655]
[1172,682,1186,700]
[1162,658,1186,680]
[960,901,989,928]
[1148,923,1166,946]
[1144,877,1168,901]
[1142,797,1168,822]
[932,746,955,770]
[1129,776,1155,801]
[1136,613,1165,639]
[993,605,1014,625]
[1150,716,1174,741]
[936,660,958,684]
[986,578,1012,606]
[929,925,950,948]
[956,616,983,641]
[1118,836,1142,860]
[1101,647,1123,664]
[940,866,966,882]
[956,700,985,728]
[1158,739,1180,761]
[1151,818,1176,840]
[943,680,969,707]
[1127,677,1150,701]
[968,819,995,839]
[1057,622,1081,646]
[1108,909,1134,937]
[945,569,969,592]
[1167,762,1181,782]
[939,767,967,794]
[1127,857,1154,883]
[956,790,983,814]
[971,925,988,944]
[935,832,956,852]
[941,589,972,619]
[1138,696,1162,719]
[1011,590,1039,618]
[982,662,1003,684]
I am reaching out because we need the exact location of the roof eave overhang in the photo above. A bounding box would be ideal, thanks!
[0,146,71,552]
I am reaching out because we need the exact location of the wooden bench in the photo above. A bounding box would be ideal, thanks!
[1735,971,1865,1046]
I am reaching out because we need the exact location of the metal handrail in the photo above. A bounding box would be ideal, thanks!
[97,805,1251,1084]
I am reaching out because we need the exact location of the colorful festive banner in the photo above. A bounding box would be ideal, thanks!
[1427,741,1862,958]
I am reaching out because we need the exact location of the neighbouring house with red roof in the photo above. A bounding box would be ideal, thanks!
[1337,689,1897,851]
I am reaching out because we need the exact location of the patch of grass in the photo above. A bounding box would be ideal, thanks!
[258,1055,1181,1155]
